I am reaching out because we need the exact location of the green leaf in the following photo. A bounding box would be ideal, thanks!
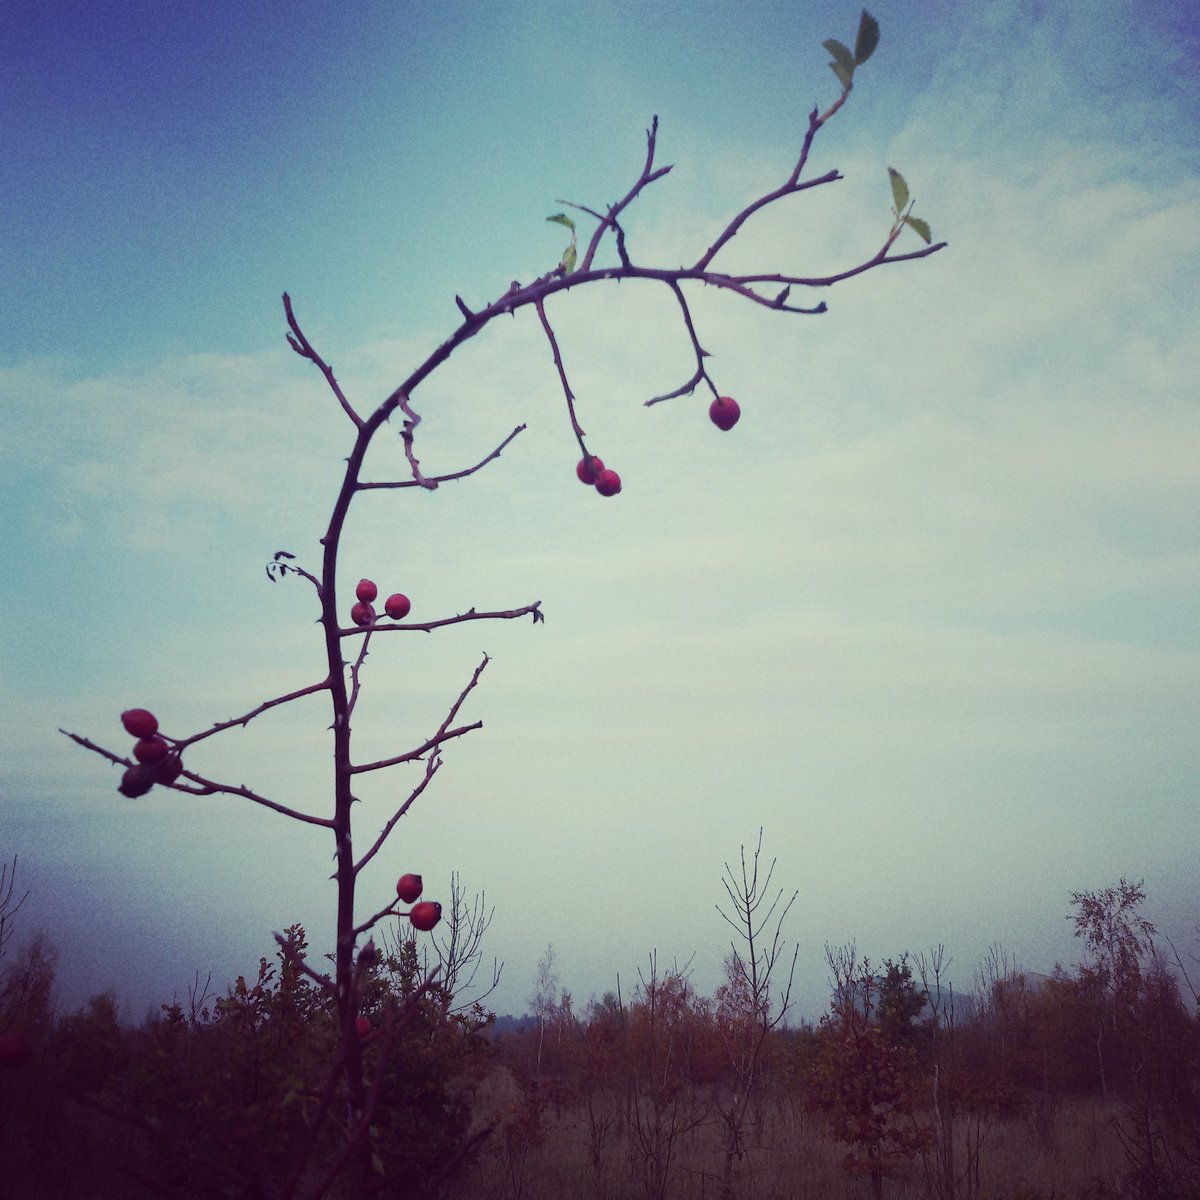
[904,215,932,243]
[546,213,576,231]
[823,39,855,73]
[829,60,854,89]
[560,243,577,274]
[854,9,880,65]
[888,167,909,212]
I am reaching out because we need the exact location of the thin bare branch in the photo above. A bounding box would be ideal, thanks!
[578,113,673,273]
[339,600,544,638]
[397,391,438,490]
[359,424,526,490]
[536,295,588,454]
[175,677,333,751]
[646,281,716,407]
[346,626,374,718]
[283,292,364,428]
[168,769,335,827]
[354,752,443,876]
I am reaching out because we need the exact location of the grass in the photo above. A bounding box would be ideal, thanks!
[446,1069,1133,1200]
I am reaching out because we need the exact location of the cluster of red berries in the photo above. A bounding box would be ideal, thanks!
[575,397,741,496]
[575,454,622,496]
[396,872,441,932]
[349,578,411,628]
[117,709,183,797]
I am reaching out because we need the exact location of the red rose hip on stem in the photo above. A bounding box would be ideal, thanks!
[118,764,156,798]
[153,755,184,786]
[356,1015,372,1038]
[395,873,423,903]
[409,901,441,932]
[576,455,605,485]
[350,601,375,627]
[133,736,170,764]
[384,593,411,620]
[595,469,622,497]
[356,578,378,603]
[121,709,158,739]
[709,396,741,430]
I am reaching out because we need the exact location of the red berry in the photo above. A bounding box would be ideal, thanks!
[121,709,158,738]
[350,601,376,627]
[709,396,741,431]
[133,736,170,764]
[356,579,378,603]
[409,901,442,932]
[576,455,605,485]
[0,1033,32,1068]
[395,873,423,903]
[153,755,184,786]
[356,1015,372,1038]
[118,763,156,798]
[595,469,622,497]
[384,593,411,620]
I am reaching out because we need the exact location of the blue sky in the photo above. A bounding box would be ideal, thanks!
[2,0,1198,1022]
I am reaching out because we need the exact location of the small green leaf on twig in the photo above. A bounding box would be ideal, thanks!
[904,215,933,243]
[546,213,578,274]
[829,60,854,89]
[854,9,880,65]
[823,39,855,73]
[888,167,909,212]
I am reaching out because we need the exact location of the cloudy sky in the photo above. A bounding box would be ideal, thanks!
[2,0,1198,1024]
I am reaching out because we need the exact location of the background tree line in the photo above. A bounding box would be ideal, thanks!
[2,857,1197,1199]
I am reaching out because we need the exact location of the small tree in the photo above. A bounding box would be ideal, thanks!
[808,943,932,1200]
[713,830,798,1199]
[1069,876,1157,1098]
[61,10,945,1195]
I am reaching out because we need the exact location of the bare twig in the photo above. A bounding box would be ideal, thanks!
[284,292,364,428]
[578,114,673,273]
[339,601,544,638]
[176,677,333,751]
[359,424,526,490]
[646,281,715,406]
[354,752,443,877]
[397,392,439,490]
[536,295,588,454]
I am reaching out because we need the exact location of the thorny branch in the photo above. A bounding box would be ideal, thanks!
[177,678,333,751]
[647,281,713,406]
[536,295,587,453]
[61,729,334,827]
[284,291,363,428]
[578,114,672,273]
[358,423,526,490]
[354,751,442,878]
[339,601,544,637]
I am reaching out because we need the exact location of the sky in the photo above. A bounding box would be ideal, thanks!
[2,0,1198,1026]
